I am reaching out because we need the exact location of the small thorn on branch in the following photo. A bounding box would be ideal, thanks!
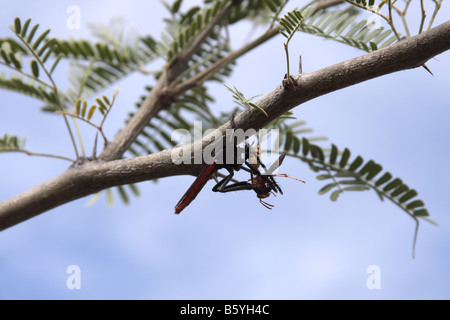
[92,132,98,159]
[422,63,434,76]
[298,55,302,74]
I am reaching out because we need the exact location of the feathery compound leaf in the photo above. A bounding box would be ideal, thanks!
[164,0,228,62]
[286,137,433,255]
[298,6,401,53]
[279,10,304,41]
[0,75,58,104]
[55,32,157,99]
[224,84,267,117]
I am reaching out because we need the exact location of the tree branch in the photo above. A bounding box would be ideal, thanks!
[99,1,238,161]
[232,20,450,132]
[1,20,449,231]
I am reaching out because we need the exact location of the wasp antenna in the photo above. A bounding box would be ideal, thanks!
[274,173,305,183]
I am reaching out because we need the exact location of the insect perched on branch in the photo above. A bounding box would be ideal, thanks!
[210,144,305,209]
[174,118,304,214]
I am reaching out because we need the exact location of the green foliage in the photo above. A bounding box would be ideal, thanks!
[4,17,159,106]
[299,5,402,52]
[0,18,65,107]
[0,134,25,152]
[0,74,59,104]
[278,9,304,78]
[224,85,267,116]
[345,0,443,38]
[286,137,430,220]
[226,0,270,24]
[53,36,158,68]
[279,9,304,41]
[7,18,63,74]
[162,0,229,62]
[57,88,120,143]
[202,0,272,24]
[265,0,288,14]
[53,32,159,102]
[126,0,269,157]
[128,87,215,156]
[262,0,400,52]
[0,133,73,161]
[347,0,382,8]
[279,133,434,256]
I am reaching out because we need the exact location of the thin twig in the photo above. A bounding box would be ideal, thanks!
[56,111,108,144]
[2,149,74,162]
[0,61,54,89]
[174,28,279,94]
[419,0,426,34]
[14,33,80,159]
[427,0,442,31]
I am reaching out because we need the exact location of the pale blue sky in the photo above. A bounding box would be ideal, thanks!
[0,1,449,299]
